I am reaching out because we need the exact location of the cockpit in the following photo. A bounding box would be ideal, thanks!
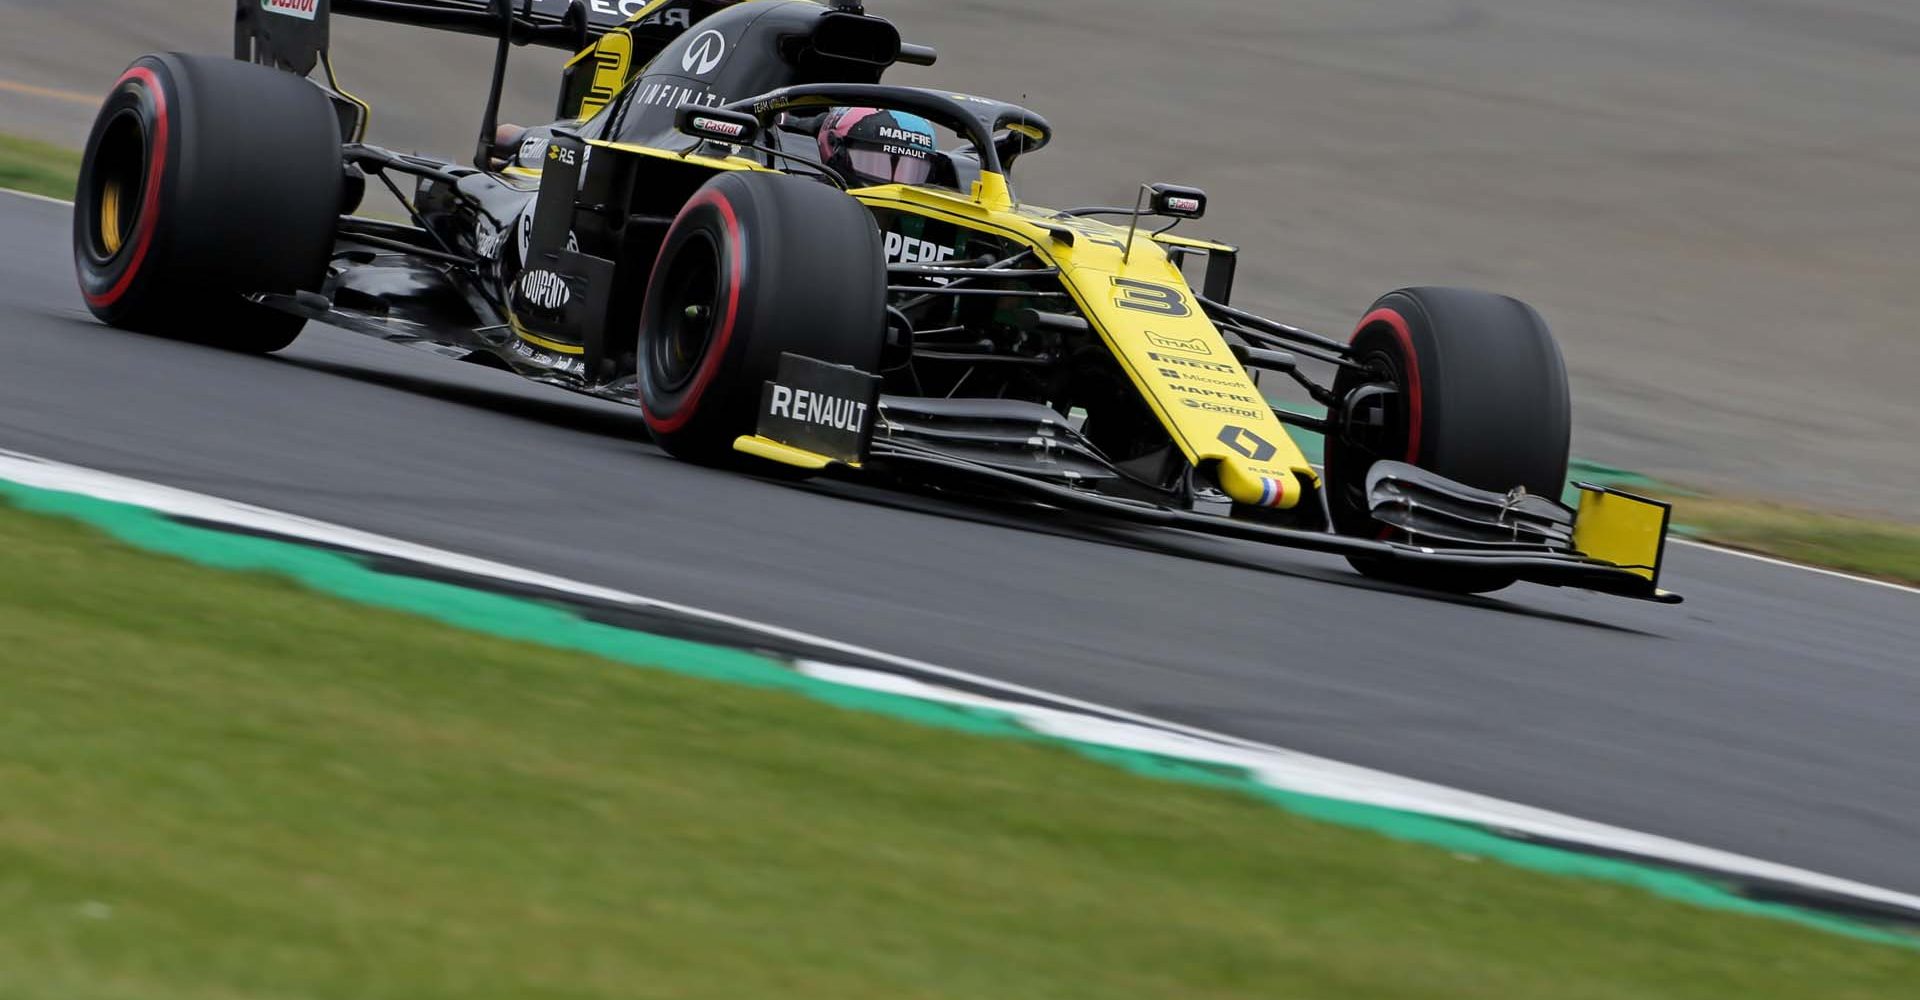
[569,0,1048,196]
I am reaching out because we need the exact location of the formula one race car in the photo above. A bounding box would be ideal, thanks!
[71,0,1678,601]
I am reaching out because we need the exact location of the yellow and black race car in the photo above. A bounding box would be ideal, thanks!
[71,0,1678,602]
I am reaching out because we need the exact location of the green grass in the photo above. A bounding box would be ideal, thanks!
[0,132,80,201]
[3,502,1919,999]
[1663,493,1920,586]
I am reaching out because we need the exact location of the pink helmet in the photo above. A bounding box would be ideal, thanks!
[818,107,938,186]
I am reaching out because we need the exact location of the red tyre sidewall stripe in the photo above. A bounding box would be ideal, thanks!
[1354,306,1421,540]
[642,189,743,434]
[84,66,167,309]
[1354,307,1422,463]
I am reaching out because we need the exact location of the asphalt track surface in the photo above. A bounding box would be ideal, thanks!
[3,193,1918,896]
[3,0,1918,518]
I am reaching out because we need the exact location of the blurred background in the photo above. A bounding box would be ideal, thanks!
[2,0,1914,518]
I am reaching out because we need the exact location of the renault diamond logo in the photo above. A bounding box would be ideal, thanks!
[681,29,727,76]
[1217,425,1277,462]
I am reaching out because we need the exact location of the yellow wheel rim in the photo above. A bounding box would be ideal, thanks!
[99,179,125,255]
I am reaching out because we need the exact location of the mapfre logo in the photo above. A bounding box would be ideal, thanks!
[681,29,727,76]
[261,0,318,19]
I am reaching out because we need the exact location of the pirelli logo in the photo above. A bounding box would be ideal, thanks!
[1147,350,1237,374]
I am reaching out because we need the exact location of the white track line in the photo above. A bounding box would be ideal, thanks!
[1671,537,1920,597]
[3,446,1917,919]
[1,187,74,208]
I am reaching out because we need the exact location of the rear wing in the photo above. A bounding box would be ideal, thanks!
[233,1,752,74]
[236,1,609,75]
[236,0,933,164]
[235,0,738,165]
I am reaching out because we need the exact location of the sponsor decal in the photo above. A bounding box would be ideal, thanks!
[637,7,691,28]
[638,82,725,110]
[883,232,956,265]
[1168,383,1259,404]
[518,134,549,165]
[1217,425,1278,462]
[690,115,747,139]
[1148,350,1238,374]
[881,144,932,159]
[588,0,652,17]
[1182,398,1264,419]
[590,0,692,21]
[475,217,507,260]
[261,0,318,20]
[546,144,578,167]
[1165,196,1202,214]
[680,29,727,76]
[949,93,995,105]
[518,269,572,311]
[509,338,586,376]
[757,353,882,464]
[515,210,579,263]
[1157,366,1250,389]
[1146,330,1212,355]
[878,125,933,147]
[767,386,870,434]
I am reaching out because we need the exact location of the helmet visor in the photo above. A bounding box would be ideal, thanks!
[847,149,933,185]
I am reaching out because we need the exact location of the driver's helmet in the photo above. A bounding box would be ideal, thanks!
[818,107,938,187]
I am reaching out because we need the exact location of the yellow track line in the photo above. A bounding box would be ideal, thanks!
[0,78,99,105]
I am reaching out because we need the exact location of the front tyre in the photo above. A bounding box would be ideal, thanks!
[73,53,342,352]
[638,171,886,463]
[1324,287,1571,594]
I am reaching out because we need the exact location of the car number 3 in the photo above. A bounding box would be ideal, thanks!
[1112,277,1192,317]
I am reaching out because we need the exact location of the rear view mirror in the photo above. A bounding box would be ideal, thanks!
[675,106,760,146]
[1149,183,1207,220]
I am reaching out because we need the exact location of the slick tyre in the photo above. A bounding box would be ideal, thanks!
[73,53,342,352]
[1324,287,1571,594]
[638,171,886,463]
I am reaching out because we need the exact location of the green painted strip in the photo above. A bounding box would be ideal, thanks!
[3,476,1914,950]
[1562,460,1686,508]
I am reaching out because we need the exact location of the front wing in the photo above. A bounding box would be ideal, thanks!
[860,440,1681,602]
[730,358,1679,604]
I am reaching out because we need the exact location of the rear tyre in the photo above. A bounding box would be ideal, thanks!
[73,53,342,352]
[638,171,886,463]
[1323,287,1571,594]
